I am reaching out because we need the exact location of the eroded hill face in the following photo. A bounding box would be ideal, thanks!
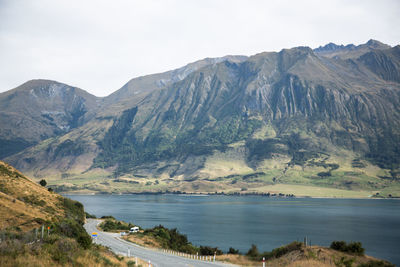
[2,41,400,196]
[0,161,65,231]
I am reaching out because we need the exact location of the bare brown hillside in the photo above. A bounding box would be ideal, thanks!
[0,160,65,231]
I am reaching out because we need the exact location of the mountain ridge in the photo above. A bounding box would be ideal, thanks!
[1,40,400,196]
[314,39,392,59]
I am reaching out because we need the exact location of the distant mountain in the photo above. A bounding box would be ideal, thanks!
[358,45,400,83]
[314,39,391,59]
[2,40,400,195]
[0,80,101,158]
[314,42,356,53]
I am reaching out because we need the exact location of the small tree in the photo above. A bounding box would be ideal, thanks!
[228,247,239,254]
[39,179,47,187]
[330,241,365,256]
[331,241,347,251]
[347,242,365,255]
[246,244,259,259]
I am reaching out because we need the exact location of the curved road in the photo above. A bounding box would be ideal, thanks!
[84,219,237,267]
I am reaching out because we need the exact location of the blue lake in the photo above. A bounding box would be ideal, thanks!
[68,194,400,265]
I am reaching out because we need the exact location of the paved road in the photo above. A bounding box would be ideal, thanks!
[84,219,238,267]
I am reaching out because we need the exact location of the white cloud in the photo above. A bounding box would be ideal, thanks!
[0,0,399,96]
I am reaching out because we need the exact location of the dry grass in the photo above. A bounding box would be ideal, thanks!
[0,160,153,267]
[285,259,334,267]
[216,254,259,266]
[0,252,58,267]
[123,233,163,249]
[200,153,253,178]
[213,246,390,267]
[0,161,65,231]
[0,241,149,267]
[262,246,389,267]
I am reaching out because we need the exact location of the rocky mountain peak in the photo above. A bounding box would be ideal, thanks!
[314,42,344,52]
[365,39,391,49]
[0,80,100,158]
[276,46,318,73]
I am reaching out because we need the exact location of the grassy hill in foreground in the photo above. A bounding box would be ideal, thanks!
[0,160,69,231]
[0,160,144,267]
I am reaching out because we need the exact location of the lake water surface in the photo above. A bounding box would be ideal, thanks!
[68,194,400,265]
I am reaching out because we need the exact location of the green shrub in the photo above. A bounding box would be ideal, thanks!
[244,241,303,261]
[347,242,364,255]
[330,241,365,256]
[199,246,223,256]
[246,244,259,259]
[318,171,331,177]
[100,215,115,220]
[100,219,133,232]
[228,247,239,254]
[116,255,124,261]
[358,260,395,267]
[48,238,79,264]
[331,241,347,251]
[62,198,85,224]
[143,225,197,254]
[127,260,136,267]
[102,256,113,266]
[85,212,97,219]
[77,233,92,249]
[261,241,303,260]
[53,218,91,249]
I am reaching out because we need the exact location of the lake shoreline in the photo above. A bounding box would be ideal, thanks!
[63,191,399,200]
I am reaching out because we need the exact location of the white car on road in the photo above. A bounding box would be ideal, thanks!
[130,226,139,233]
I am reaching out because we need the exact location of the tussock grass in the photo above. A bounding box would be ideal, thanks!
[0,161,65,231]
[0,239,147,267]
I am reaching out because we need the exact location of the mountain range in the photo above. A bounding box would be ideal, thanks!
[1,39,399,196]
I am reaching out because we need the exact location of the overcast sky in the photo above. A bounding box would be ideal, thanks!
[0,0,399,96]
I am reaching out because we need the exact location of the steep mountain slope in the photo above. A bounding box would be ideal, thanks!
[0,80,101,158]
[4,41,400,196]
[358,45,400,83]
[102,55,248,112]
